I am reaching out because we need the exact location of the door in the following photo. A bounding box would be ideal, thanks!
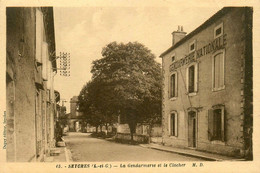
[188,111,197,148]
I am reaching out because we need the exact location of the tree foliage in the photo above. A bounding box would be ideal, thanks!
[79,41,161,139]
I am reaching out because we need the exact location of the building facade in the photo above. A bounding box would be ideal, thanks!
[160,7,252,159]
[6,7,58,162]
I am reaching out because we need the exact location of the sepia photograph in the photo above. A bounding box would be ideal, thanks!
[1,0,260,172]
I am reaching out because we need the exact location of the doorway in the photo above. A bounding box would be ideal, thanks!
[188,111,197,148]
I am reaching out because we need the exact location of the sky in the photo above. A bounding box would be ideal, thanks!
[53,5,224,112]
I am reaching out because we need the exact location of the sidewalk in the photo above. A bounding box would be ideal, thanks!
[139,143,244,161]
[52,147,68,162]
[44,141,73,162]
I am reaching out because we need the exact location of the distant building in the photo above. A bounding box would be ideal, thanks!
[6,7,58,162]
[160,7,252,159]
[67,96,84,132]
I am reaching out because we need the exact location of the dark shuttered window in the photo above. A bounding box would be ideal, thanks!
[188,65,195,93]
[170,113,178,137]
[208,106,225,141]
[170,73,177,98]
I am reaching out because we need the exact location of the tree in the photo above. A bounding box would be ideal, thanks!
[89,41,162,142]
[79,81,105,133]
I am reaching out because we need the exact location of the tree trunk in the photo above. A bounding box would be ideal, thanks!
[128,122,136,144]
[96,126,98,133]
[130,132,134,142]
[81,121,85,133]
[105,123,108,136]
[100,124,103,132]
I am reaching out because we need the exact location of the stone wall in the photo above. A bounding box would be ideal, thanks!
[6,7,37,162]
[115,123,162,143]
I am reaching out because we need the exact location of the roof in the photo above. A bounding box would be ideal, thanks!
[159,7,243,58]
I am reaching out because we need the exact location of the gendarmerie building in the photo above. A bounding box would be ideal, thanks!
[160,7,252,159]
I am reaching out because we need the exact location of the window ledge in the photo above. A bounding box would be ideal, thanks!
[212,86,225,92]
[210,140,226,145]
[169,136,178,139]
[188,92,197,96]
[170,97,177,101]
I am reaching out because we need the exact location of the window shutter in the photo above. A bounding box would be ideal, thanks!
[42,42,48,80]
[168,115,171,136]
[221,108,225,142]
[195,63,198,92]
[175,114,178,137]
[214,54,220,88]
[168,75,170,99]
[170,115,173,136]
[219,53,224,87]
[175,73,178,97]
[186,67,189,93]
[208,109,214,141]
[172,75,175,97]
[188,66,195,93]
[36,9,43,63]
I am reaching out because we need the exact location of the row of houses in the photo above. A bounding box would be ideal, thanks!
[6,7,60,162]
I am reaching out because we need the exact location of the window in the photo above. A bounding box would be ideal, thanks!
[189,40,196,53]
[212,50,225,90]
[170,72,177,98]
[214,23,223,38]
[172,55,175,62]
[169,112,178,136]
[47,61,52,89]
[189,66,195,92]
[171,53,176,62]
[42,42,48,81]
[36,9,44,63]
[186,63,198,94]
[208,105,225,141]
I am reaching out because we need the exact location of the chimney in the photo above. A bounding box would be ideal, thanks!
[171,25,186,46]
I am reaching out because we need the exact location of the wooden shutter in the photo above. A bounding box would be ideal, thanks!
[47,61,52,89]
[221,108,225,142]
[172,74,175,97]
[175,73,178,97]
[171,114,174,136]
[214,54,220,88]
[168,115,171,136]
[208,109,214,141]
[219,53,224,87]
[36,9,43,63]
[168,75,170,99]
[194,63,198,92]
[42,42,48,80]
[188,65,195,93]
[175,113,178,137]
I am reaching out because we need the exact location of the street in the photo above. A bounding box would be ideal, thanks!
[64,132,202,162]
